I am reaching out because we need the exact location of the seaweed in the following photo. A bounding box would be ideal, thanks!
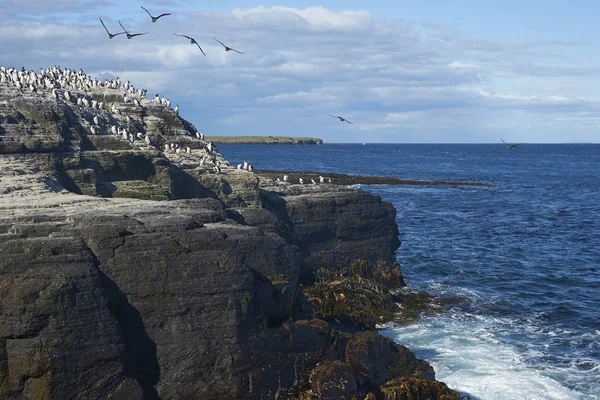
[380,377,470,400]
[302,260,470,329]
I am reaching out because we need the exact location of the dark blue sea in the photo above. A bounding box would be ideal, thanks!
[219,143,600,400]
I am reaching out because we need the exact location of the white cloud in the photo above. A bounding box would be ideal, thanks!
[230,6,373,32]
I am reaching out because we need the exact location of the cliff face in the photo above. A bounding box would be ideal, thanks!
[0,69,453,399]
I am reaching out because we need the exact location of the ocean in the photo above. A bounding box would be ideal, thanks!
[218,143,600,400]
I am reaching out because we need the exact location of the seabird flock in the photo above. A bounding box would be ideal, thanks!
[98,6,351,127]
[98,6,241,58]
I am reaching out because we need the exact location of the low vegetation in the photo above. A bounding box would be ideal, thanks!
[204,135,323,144]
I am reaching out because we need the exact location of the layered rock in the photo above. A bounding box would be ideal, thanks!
[0,67,459,399]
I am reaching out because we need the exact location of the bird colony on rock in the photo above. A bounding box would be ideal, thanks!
[0,65,231,174]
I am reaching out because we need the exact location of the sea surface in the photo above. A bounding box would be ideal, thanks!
[219,143,600,400]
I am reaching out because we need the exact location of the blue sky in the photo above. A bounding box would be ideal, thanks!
[2,0,599,143]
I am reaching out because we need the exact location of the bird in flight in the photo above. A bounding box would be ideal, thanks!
[501,138,520,150]
[213,37,243,54]
[141,6,171,22]
[99,17,125,39]
[118,21,147,39]
[174,34,206,55]
[330,114,353,124]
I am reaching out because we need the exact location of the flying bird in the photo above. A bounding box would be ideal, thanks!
[213,37,243,54]
[330,114,353,124]
[118,21,147,39]
[174,34,206,55]
[141,6,171,22]
[501,138,520,150]
[99,17,125,39]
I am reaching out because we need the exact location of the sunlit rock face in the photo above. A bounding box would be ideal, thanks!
[0,66,455,400]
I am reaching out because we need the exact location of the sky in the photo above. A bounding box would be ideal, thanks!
[1,0,600,143]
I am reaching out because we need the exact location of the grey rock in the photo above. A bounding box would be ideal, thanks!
[0,67,448,399]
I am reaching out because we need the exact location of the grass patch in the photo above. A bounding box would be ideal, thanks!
[204,136,323,145]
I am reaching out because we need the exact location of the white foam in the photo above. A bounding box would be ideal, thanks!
[379,313,596,400]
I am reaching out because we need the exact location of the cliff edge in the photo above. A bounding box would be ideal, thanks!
[0,67,460,399]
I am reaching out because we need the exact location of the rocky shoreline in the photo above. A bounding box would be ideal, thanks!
[0,66,464,399]
[256,169,491,187]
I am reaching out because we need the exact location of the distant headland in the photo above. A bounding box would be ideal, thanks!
[204,135,323,145]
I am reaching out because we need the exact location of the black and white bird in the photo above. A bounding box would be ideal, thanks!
[99,17,125,39]
[501,138,520,150]
[119,21,147,39]
[330,114,353,124]
[141,6,171,22]
[174,34,206,55]
[213,37,243,54]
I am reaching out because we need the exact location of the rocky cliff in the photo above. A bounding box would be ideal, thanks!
[0,67,460,399]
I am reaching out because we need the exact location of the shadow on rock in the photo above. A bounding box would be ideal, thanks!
[98,270,161,400]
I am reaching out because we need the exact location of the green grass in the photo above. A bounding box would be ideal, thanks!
[204,136,323,145]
